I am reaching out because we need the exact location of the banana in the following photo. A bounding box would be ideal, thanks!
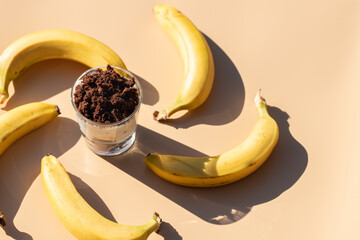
[0,102,59,225]
[145,90,279,187]
[153,4,215,121]
[0,102,60,156]
[0,29,127,104]
[41,154,162,240]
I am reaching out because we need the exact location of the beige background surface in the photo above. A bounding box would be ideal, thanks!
[0,0,359,239]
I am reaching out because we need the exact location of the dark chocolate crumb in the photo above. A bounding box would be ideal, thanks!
[73,65,139,123]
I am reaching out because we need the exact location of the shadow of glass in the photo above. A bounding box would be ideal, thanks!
[133,73,159,106]
[102,106,307,225]
[0,117,81,239]
[159,34,245,128]
[2,59,88,110]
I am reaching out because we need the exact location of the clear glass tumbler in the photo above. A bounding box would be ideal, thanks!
[71,66,142,156]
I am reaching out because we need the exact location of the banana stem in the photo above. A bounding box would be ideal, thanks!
[254,89,270,118]
[139,212,162,237]
[254,89,265,106]
[153,100,185,121]
[153,110,168,121]
[153,212,162,232]
[0,211,6,228]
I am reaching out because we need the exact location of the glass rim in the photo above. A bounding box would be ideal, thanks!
[70,65,143,127]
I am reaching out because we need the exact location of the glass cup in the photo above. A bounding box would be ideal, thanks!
[71,66,142,156]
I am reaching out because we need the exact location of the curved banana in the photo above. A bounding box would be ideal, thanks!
[0,29,127,104]
[153,4,215,121]
[145,90,279,187]
[41,154,162,240]
[0,102,60,156]
[0,102,59,228]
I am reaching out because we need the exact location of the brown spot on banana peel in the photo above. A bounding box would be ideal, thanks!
[0,210,6,228]
[248,162,257,167]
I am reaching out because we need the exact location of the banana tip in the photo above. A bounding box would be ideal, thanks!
[153,212,162,232]
[0,94,7,104]
[0,211,6,228]
[254,89,266,106]
[56,105,61,115]
[153,110,168,121]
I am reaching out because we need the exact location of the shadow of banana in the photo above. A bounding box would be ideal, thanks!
[157,34,245,128]
[103,105,307,226]
[0,117,81,239]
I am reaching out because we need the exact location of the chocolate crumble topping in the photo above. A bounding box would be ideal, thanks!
[73,65,139,123]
